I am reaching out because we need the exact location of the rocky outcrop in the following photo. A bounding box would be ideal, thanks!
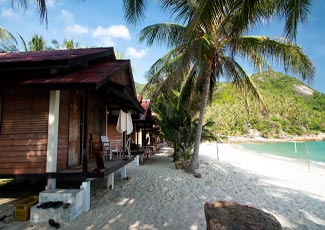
[204,201,282,230]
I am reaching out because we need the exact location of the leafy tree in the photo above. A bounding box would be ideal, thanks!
[153,90,216,161]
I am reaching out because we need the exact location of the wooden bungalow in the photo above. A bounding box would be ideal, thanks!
[0,47,144,188]
[133,97,160,156]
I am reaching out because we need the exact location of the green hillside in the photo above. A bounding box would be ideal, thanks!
[205,72,325,138]
[135,82,146,97]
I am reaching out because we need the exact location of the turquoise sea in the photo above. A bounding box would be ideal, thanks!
[240,141,325,165]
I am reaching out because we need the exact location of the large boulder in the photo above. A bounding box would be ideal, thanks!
[204,201,282,230]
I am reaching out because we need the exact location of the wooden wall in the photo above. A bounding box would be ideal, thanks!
[0,88,49,175]
[0,87,127,176]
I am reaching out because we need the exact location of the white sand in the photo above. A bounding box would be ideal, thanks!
[2,143,325,230]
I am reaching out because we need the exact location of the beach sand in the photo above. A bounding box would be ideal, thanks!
[1,143,324,230]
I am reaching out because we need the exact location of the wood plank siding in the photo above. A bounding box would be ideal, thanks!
[0,88,49,175]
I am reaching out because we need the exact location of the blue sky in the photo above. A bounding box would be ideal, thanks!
[1,0,324,93]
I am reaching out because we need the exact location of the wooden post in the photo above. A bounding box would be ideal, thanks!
[121,165,127,178]
[83,90,89,175]
[216,143,219,161]
[46,90,60,189]
[107,173,115,189]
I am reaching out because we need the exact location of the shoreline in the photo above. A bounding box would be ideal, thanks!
[223,133,325,144]
[221,140,325,167]
[202,142,325,176]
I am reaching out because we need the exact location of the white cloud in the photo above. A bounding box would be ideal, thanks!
[100,37,115,47]
[126,47,147,59]
[92,25,130,40]
[65,24,88,34]
[0,7,19,19]
[47,0,55,7]
[108,25,131,40]
[60,9,74,24]
[92,26,107,37]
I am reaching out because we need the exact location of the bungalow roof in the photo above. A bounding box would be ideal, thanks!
[0,47,144,113]
[0,47,115,71]
[23,60,131,90]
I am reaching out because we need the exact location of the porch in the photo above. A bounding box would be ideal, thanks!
[47,158,134,179]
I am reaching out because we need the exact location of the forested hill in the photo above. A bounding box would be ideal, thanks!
[206,72,325,138]
[135,82,145,95]
[135,72,325,138]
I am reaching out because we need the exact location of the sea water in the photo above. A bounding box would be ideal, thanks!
[240,141,325,165]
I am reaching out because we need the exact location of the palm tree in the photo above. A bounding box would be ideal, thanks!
[115,49,124,59]
[52,39,80,49]
[28,34,47,51]
[0,27,18,52]
[138,2,315,172]
[0,29,47,52]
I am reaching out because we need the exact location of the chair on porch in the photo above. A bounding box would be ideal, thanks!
[124,137,131,159]
[100,136,111,160]
[110,144,120,158]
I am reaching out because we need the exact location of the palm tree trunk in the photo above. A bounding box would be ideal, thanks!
[187,67,211,173]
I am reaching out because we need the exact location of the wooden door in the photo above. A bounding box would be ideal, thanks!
[68,93,82,167]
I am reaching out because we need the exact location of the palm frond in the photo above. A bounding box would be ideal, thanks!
[220,55,266,110]
[143,47,186,98]
[138,23,186,48]
[18,33,28,52]
[235,36,315,81]
[160,0,195,24]
[179,63,200,109]
[275,0,311,41]
[0,27,17,52]
[184,0,229,36]
[14,0,48,24]
[123,0,148,26]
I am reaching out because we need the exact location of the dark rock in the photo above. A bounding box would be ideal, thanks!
[194,173,202,178]
[204,201,282,230]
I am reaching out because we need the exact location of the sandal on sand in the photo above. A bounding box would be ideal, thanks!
[49,219,60,229]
